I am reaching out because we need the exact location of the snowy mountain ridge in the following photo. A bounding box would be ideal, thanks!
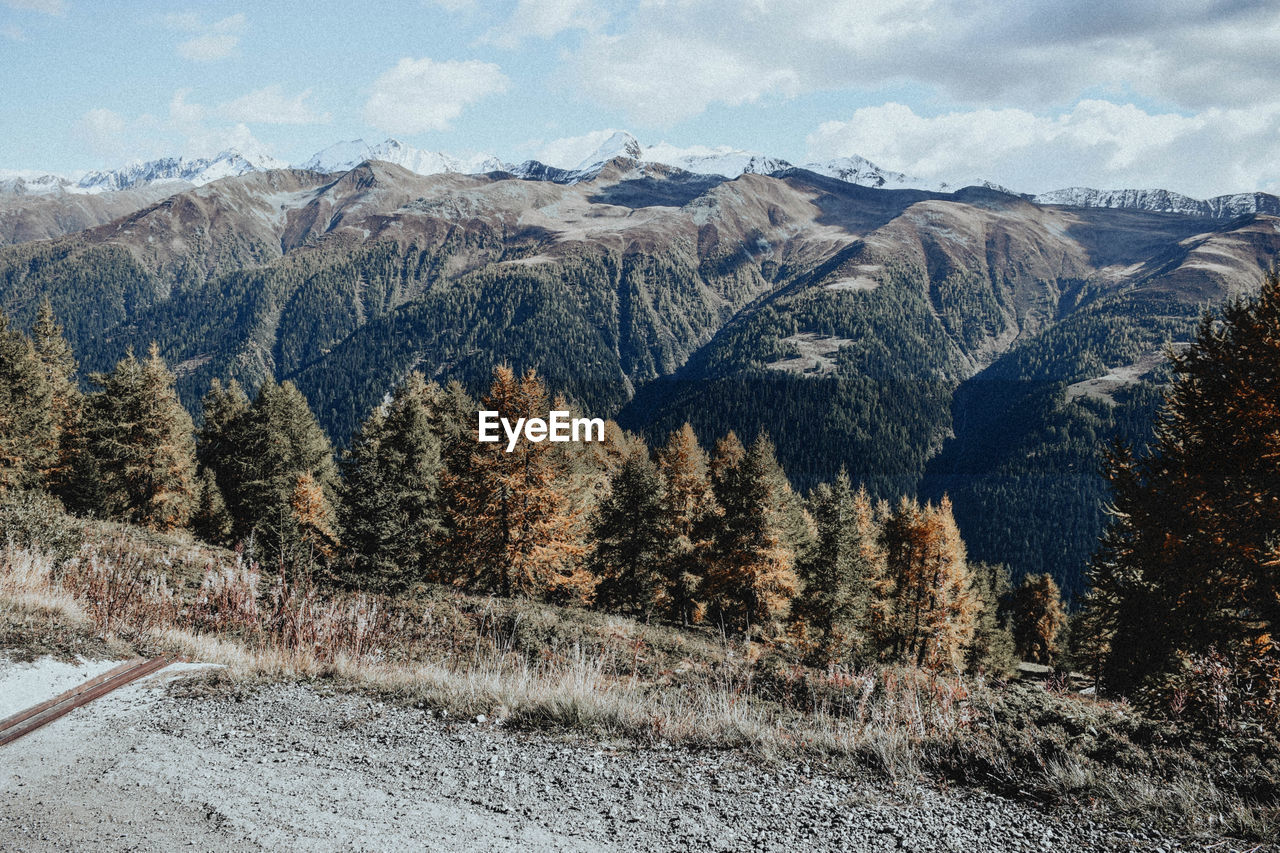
[5,132,1277,219]
[1033,187,1280,218]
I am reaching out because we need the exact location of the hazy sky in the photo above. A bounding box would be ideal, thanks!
[3,0,1279,196]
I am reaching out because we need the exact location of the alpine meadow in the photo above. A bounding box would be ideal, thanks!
[3,2,1280,850]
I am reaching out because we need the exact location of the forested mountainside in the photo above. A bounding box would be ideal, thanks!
[1,154,1277,596]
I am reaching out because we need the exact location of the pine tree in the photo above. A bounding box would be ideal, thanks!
[1012,573,1067,665]
[223,379,342,552]
[704,432,800,635]
[967,561,1016,675]
[1084,271,1280,694]
[30,299,81,492]
[192,466,233,545]
[439,366,588,600]
[590,440,672,614]
[797,472,888,666]
[79,345,198,531]
[0,311,54,494]
[340,373,445,592]
[656,423,717,625]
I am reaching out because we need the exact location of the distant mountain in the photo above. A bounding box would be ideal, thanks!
[1034,186,1280,218]
[75,147,288,194]
[301,138,505,176]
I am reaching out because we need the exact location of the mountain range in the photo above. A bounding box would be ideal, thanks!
[1,135,1278,598]
[7,130,1275,218]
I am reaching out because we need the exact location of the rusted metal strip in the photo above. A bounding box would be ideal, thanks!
[0,656,172,747]
[0,657,145,733]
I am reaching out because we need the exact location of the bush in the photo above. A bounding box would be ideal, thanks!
[0,490,82,562]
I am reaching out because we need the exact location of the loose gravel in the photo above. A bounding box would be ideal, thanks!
[0,665,1252,851]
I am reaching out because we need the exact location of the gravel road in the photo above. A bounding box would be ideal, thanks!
[0,663,1243,851]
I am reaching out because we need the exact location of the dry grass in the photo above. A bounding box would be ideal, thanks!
[1,523,1277,844]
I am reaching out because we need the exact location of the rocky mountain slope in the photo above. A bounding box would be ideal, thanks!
[1,154,1276,593]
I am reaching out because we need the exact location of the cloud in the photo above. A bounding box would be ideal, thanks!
[218,85,329,125]
[566,0,1280,124]
[2,24,24,40]
[2,0,66,14]
[486,0,599,48]
[364,57,509,134]
[167,12,245,62]
[806,100,1280,198]
[75,87,293,165]
[75,107,130,158]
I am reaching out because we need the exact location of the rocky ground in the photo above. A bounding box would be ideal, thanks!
[0,662,1250,852]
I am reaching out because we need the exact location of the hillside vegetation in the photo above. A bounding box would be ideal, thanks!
[2,161,1277,593]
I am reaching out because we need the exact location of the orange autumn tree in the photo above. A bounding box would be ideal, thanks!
[440,366,591,601]
[288,470,341,562]
[882,495,978,670]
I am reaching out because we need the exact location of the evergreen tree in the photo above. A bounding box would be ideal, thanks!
[79,344,197,531]
[1085,270,1280,694]
[340,373,445,592]
[197,378,251,472]
[192,466,233,545]
[0,311,54,494]
[704,432,800,634]
[440,366,589,600]
[30,299,81,491]
[656,423,716,625]
[590,440,672,614]
[967,561,1016,675]
[197,377,341,558]
[797,470,881,666]
[244,380,340,546]
[1012,573,1067,664]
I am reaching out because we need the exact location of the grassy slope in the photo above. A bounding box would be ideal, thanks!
[0,505,1276,843]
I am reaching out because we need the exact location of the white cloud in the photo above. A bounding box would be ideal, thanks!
[2,0,66,14]
[363,57,509,134]
[2,24,24,40]
[486,0,599,47]
[75,88,290,165]
[168,12,245,62]
[218,85,329,125]
[806,100,1280,198]
[75,108,129,158]
[566,0,1280,124]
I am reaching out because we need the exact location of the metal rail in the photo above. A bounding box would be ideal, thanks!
[0,656,173,746]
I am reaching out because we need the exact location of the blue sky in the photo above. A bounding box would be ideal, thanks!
[3,0,1280,196]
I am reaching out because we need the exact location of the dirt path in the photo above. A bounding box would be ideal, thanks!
[0,660,1227,852]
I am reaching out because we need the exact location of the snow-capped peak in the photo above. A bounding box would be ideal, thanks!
[641,142,792,178]
[572,131,643,173]
[301,138,505,177]
[73,147,287,194]
[1032,186,1280,218]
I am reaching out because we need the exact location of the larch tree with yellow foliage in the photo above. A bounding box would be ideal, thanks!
[440,366,590,601]
[882,496,978,671]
